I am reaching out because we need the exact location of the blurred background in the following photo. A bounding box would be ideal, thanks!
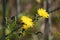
[0,0,60,40]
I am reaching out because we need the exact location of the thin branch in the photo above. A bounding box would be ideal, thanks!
[2,0,6,40]
[49,7,60,13]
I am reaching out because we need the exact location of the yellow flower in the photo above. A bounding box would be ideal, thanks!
[21,16,33,27]
[36,0,41,3]
[23,24,32,30]
[37,8,49,18]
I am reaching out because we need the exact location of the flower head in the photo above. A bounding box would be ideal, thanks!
[37,8,49,18]
[21,16,33,27]
[23,24,33,30]
[36,0,41,3]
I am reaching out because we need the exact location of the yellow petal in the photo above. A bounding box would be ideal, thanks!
[21,16,33,26]
[37,8,49,18]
